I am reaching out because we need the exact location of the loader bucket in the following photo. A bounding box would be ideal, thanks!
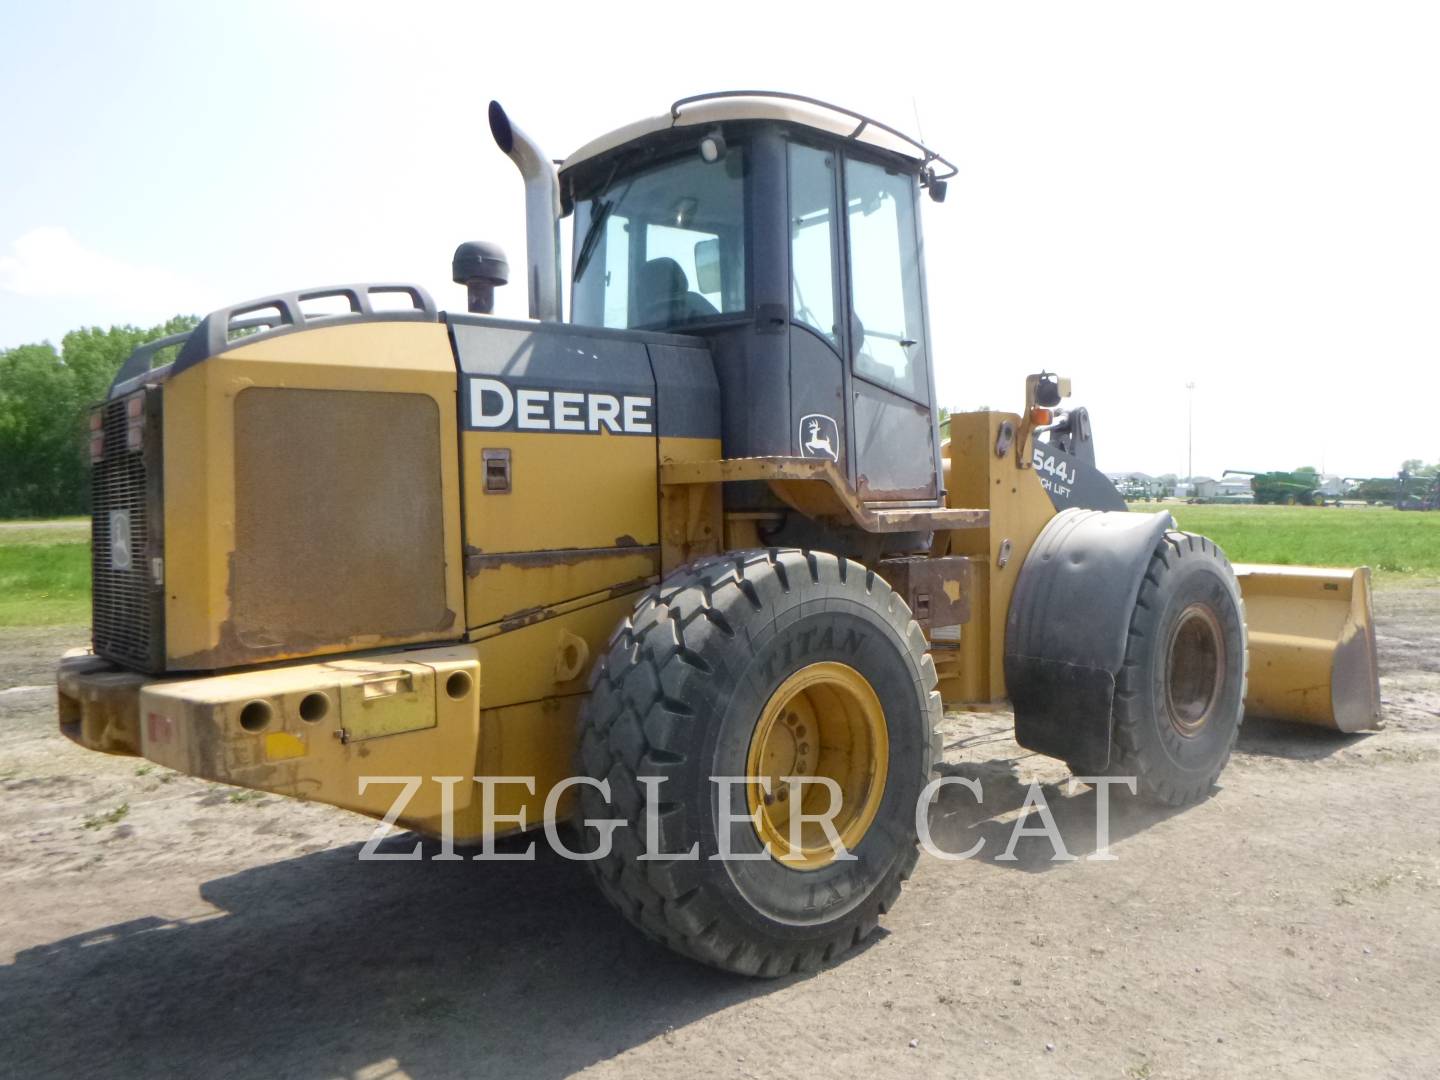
[1233,564,1382,732]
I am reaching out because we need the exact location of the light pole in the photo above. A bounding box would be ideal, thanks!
[1185,381,1196,484]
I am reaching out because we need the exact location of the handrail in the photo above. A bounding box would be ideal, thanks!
[107,330,194,395]
[670,90,958,181]
[105,283,438,397]
[170,283,436,377]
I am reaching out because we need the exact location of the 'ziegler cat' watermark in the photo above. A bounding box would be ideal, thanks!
[356,774,1138,864]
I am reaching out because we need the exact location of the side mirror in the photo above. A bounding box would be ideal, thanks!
[693,238,722,295]
[923,167,948,203]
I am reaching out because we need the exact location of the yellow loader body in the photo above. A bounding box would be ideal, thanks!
[59,387,1382,852]
[49,92,1390,976]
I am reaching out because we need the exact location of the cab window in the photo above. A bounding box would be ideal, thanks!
[572,150,747,331]
[843,157,928,402]
[788,143,839,344]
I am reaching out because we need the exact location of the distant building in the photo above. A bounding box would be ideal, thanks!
[1177,476,1218,499]
[1106,472,1167,499]
[1171,476,1251,500]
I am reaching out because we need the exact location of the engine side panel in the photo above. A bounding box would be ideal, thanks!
[452,319,659,636]
[450,319,721,663]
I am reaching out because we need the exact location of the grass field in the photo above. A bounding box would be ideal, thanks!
[0,519,90,627]
[0,504,1435,628]
[1165,503,1440,578]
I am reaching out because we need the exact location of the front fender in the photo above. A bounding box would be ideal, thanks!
[1003,508,1173,771]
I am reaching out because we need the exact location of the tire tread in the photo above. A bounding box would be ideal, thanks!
[1105,530,1247,806]
[575,548,939,976]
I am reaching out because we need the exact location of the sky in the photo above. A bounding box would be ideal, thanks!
[1,1,1436,480]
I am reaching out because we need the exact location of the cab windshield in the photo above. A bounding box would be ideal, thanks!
[571,149,747,331]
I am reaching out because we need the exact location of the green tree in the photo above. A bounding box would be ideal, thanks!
[0,316,196,517]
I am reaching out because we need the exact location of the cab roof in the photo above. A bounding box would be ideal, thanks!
[560,91,956,180]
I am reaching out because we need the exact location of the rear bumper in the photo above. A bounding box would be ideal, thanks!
[57,645,484,834]
[57,651,149,756]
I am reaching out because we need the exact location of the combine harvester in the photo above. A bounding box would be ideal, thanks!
[58,92,1381,975]
[1224,468,1322,505]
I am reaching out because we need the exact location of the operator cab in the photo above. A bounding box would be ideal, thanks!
[558,92,955,505]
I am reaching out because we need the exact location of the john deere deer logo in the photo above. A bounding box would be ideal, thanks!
[798,414,840,462]
[109,509,132,571]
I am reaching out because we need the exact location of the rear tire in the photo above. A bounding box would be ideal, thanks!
[575,549,941,977]
[1083,531,1247,806]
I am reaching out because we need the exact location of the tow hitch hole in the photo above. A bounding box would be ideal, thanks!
[298,692,329,723]
[446,671,473,700]
[239,700,273,733]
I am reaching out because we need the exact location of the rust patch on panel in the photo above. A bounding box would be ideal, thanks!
[855,471,938,504]
[608,574,659,598]
[877,556,975,633]
[659,457,987,535]
[494,573,659,633]
[171,550,459,671]
[464,544,660,576]
[499,605,558,633]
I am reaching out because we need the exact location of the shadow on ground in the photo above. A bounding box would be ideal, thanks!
[1236,717,1371,762]
[0,754,1193,1077]
[2,718,1338,1077]
[924,760,1188,871]
[0,836,796,1079]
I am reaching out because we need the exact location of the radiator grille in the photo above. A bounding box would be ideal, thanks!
[91,393,163,670]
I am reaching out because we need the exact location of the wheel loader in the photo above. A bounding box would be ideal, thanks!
[57,91,1382,976]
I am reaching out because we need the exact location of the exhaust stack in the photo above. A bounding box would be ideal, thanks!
[488,101,562,322]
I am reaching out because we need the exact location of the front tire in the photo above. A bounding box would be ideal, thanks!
[576,549,941,977]
[1099,531,1248,805]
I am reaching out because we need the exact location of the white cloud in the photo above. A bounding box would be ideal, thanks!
[0,227,215,317]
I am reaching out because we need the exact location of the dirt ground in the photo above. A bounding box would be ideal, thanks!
[2,587,1437,1080]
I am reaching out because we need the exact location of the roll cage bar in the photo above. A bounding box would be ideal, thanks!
[669,90,958,182]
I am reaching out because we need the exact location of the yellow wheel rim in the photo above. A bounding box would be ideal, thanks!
[745,661,889,871]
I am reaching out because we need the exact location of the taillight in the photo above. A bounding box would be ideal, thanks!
[88,409,104,462]
[125,392,145,451]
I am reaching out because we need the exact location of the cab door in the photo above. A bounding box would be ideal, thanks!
[838,155,939,502]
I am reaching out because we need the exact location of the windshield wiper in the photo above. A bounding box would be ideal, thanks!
[573,199,612,283]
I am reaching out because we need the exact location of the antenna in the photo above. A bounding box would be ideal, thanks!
[911,95,926,143]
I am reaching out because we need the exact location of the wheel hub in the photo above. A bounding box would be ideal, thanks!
[745,661,888,870]
[1164,603,1226,737]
